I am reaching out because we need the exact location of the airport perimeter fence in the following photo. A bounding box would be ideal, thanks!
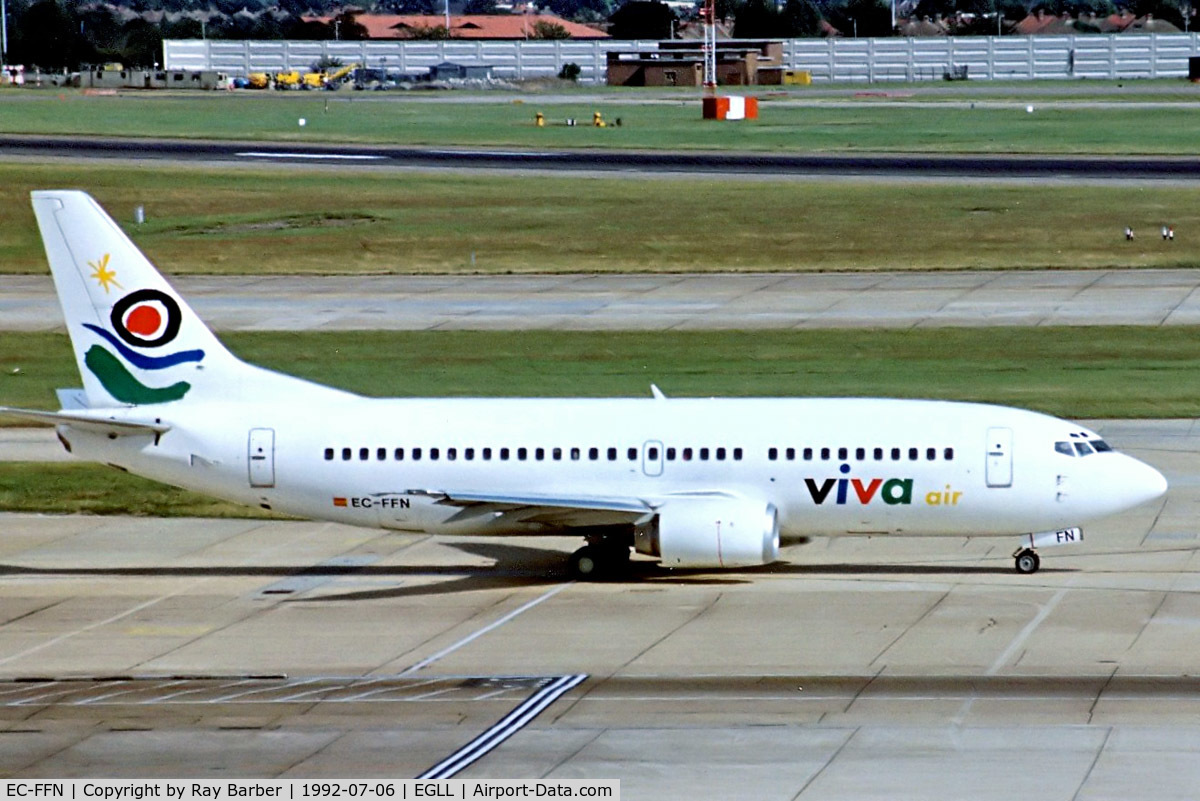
[164,33,1200,85]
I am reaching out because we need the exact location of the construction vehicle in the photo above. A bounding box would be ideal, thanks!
[274,71,302,89]
[247,72,271,89]
[322,62,359,89]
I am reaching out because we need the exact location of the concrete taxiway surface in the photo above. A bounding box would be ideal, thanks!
[6,269,1200,331]
[1,422,1198,798]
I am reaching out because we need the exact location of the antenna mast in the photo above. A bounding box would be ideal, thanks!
[702,0,716,94]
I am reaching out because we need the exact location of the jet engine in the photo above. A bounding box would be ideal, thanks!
[635,497,780,568]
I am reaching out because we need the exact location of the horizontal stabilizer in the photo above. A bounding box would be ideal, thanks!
[0,406,171,437]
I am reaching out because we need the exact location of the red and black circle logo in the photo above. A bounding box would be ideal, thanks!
[109,289,182,349]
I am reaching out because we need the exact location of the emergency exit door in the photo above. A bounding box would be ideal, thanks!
[248,428,275,488]
[986,427,1012,488]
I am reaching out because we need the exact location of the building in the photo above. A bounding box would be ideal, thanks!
[607,40,783,87]
[305,13,608,40]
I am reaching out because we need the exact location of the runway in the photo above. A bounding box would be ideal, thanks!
[2,421,1199,797]
[6,269,1200,332]
[6,134,1200,180]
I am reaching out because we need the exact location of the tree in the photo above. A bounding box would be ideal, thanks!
[608,0,675,38]
[406,23,450,38]
[120,18,162,67]
[781,0,824,36]
[462,0,500,11]
[9,0,86,69]
[733,0,784,36]
[286,18,336,39]
[826,0,893,36]
[532,19,572,37]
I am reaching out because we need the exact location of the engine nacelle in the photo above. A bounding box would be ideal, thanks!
[635,497,780,568]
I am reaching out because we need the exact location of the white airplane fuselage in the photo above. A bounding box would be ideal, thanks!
[65,395,1161,541]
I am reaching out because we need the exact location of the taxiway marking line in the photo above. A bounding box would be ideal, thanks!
[236,152,387,161]
[417,673,587,780]
[399,583,570,675]
[988,588,1068,676]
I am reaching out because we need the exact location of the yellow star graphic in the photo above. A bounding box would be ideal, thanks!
[88,253,122,294]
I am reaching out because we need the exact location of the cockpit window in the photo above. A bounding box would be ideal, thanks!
[1074,442,1094,456]
[1092,440,1113,452]
[1055,441,1075,457]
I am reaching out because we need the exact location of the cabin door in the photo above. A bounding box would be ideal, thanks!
[985,427,1013,488]
[248,427,276,488]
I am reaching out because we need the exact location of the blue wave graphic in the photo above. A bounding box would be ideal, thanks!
[83,323,205,370]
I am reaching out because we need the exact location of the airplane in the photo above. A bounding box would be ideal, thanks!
[0,190,1169,580]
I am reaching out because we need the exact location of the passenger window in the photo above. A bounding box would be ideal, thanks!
[838,447,848,460]
[500,447,510,460]
[628,447,637,461]
[1093,440,1113,452]
[394,448,404,461]
[342,447,351,461]
[667,447,677,461]
[769,447,778,461]
[821,448,830,460]
[926,448,936,461]
[413,448,422,460]
[891,447,900,460]
[570,447,580,461]
[447,448,456,461]
[908,448,918,461]
[786,447,795,461]
[377,448,386,461]
[359,447,369,461]
[430,448,440,460]
[552,448,562,461]
[518,447,527,460]
[1054,442,1074,457]
[481,448,490,460]
[856,448,865,460]
[589,447,598,460]
[648,446,659,460]
[803,447,813,461]
[683,447,693,461]
[607,447,617,461]
[324,448,334,461]
[537,448,546,461]
[944,448,954,461]
[873,447,883,461]
[700,448,709,460]
[733,447,743,460]
[716,447,726,460]
[466,448,475,460]
[1075,442,1094,456]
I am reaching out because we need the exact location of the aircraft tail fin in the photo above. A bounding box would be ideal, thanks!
[31,191,348,408]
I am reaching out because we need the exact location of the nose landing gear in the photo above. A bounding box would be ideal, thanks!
[1013,547,1041,574]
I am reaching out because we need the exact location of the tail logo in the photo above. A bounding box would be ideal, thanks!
[81,282,205,405]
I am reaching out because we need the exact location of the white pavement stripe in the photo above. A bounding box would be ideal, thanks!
[399,583,570,675]
[417,673,587,780]
[236,152,387,161]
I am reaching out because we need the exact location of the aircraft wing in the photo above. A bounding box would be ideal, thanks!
[0,406,171,438]
[407,488,654,529]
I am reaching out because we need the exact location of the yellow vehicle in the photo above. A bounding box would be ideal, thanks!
[274,71,302,89]
[247,72,271,89]
[323,62,359,88]
[302,72,324,89]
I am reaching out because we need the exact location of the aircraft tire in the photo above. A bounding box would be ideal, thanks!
[1014,549,1040,575]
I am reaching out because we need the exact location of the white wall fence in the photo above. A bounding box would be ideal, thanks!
[165,34,1200,84]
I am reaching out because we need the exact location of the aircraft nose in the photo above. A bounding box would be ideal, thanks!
[1122,456,1168,508]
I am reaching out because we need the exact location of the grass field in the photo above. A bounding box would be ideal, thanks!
[4,327,1200,419]
[6,89,1200,154]
[3,162,1199,274]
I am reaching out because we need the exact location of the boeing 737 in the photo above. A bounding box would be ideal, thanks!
[1,191,1169,579]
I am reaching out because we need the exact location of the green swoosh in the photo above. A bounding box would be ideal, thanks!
[85,346,191,404]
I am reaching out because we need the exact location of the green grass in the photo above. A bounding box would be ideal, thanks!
[6,90,1200,154]
[4,162,1200,275]
[0,461,286,517]
[4,327,1200,419]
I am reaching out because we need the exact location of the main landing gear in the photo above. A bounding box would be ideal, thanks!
[567,535,632,581]
[1013,547,1041,575]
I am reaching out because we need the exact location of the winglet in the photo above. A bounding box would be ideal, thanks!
[650,384,667,400]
